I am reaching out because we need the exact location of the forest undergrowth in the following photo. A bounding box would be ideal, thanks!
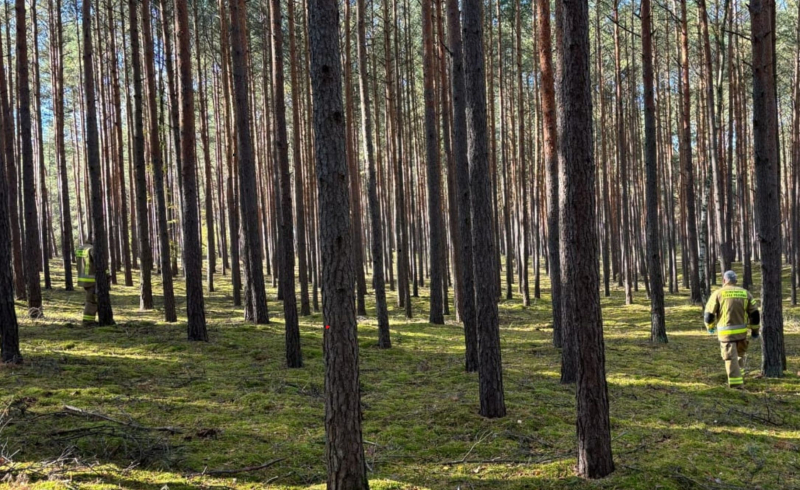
[1,261,800,489]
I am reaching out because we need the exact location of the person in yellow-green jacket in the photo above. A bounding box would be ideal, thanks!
[704,270,760,388]
[76,244,97,326]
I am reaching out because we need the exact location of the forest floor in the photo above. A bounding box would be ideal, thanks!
[2,262,800,489]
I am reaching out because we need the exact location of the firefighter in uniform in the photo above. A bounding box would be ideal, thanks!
[76,243,97,326]
[704,270,760,388]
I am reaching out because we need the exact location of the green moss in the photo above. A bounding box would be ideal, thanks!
[2,261,800,489]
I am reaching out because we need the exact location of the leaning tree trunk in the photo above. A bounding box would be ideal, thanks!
[463,0,506,419]
[750,0,784,378]
[82,0,113,326]
[230,0,269,325]
[129,0,153,310]
[175,0,207,341]
[16,0,43,317]
[559,0,614,477]
[306,0,370,487]
[143,0,176,321]
[642,0,667,343]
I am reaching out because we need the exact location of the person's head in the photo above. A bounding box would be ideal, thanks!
[723,270,737,286]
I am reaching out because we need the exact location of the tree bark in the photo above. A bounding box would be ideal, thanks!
[356,0,390,347]
[679,0,702,304]
[230,0,269,325]
[48,0,73,292]
[82,0,113,326]
[175,0,207,341]
[642,0,667,343]
[446,0,477,371]
[463,0,506,419]
[0,9,23,301]
[750,0,784,377]
[307,0,370,487]
[288,0,310,317]
[17,0,43,316]
[536,0,563,347]
[0,30,20,363]
[142,0,176,321]
[270,0,302,366]
[422,0,444,325]
[559,0,614,477]
[129,0,154,310]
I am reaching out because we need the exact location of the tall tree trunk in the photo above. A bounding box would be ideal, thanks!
[31,0,51,291]
[422,0,444,325]
[270,0,302,366]
[463,0,506,419]
[0,30,20,363]
[307,0,369,487]
[679,0,702,304]
[642,0,667,343]
[0,9,23,300]
[516,0,529,307]
[356,0,390,346]
[83,0,113,326]
[559,0,614,477]
[144,0,176,321]
[750,0,784,377]
[17,0,43,316]
[447,0,477,371]
[698,0,730,275]
[613,0,632,305]
[343,0,367,316]
[129,0,154,310]
[175,0,207,341]
[49,0,73,292]
[230,0,269,324]
[107,0,132,288]
[288,0,310,317]
[195,1,215,294]
[536,0,562,347]
[217,0,242,306]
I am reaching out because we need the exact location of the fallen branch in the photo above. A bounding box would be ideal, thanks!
[443,431,493,465]
[190,458,285,476]
[62,405,183,434]
[726,407,783,427]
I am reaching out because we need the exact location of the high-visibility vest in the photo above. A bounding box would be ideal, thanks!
[76,244,96,286]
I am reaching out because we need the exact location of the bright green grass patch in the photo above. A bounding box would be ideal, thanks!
[2,261,800,489]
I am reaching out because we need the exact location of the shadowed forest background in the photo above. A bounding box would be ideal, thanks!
[0,0,799,487]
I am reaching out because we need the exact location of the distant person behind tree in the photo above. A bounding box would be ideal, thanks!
[704,270,760,388]
[76,244,98,326]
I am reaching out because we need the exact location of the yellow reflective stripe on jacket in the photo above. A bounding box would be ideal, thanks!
[718,324,748,336]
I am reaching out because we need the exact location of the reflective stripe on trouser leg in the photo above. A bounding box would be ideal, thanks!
[721,341,743,386]
[84,285,97,323]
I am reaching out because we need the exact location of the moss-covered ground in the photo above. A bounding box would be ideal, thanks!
[2,261,800,489]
